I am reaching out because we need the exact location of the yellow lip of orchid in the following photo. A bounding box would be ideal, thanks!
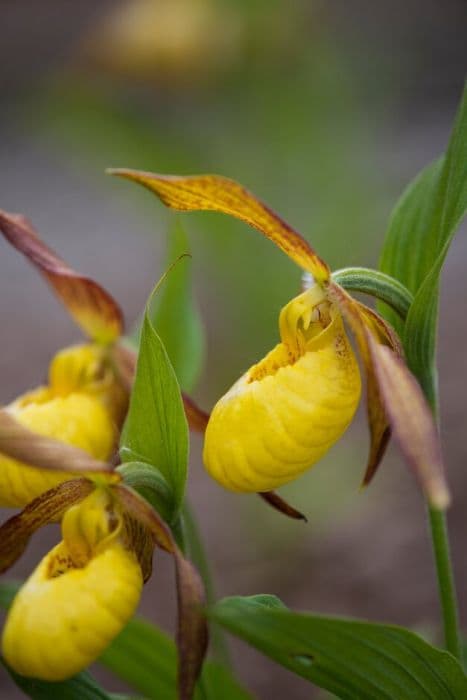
[1,488,143,681]
[109,169,450,509]
[204,284,361,492]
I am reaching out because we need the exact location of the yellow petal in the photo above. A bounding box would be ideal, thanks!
[203,290,361,492]
[2,489,143,680]
[0,392,115,508]
[49,343,129,427]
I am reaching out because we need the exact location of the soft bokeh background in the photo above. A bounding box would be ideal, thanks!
[1,1,466,698]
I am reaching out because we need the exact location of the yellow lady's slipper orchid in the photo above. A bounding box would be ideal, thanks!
[109,169,450,509]
[2,488,143,681]
[0,211,131,508]
[204,285,361,492]
[0,346,120,508]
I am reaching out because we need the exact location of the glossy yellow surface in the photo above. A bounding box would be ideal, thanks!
[49,344,128,425]
[0,393,115,509]
[204,286,361,492]
[2,489,143,680]
[0,345,125,508]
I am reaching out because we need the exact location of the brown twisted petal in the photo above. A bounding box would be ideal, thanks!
[0,408,112,474]
[0,210,123,343]
[114,484,208,700]
[366,335,450,510]
[0,478,94,574]
[330,282,449,508]
[108,170,330,281]
[328,283,392,486]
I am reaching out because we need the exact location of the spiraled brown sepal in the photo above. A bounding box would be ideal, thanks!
[0,478,94,573]
[330,282,450,508]
[0,210,123,343]
[366,337,450,509]
[115,484,208,700]
[329,283,392,485]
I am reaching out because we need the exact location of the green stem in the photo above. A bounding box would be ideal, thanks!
[427,506,462,660]
[331,267,413,319]
[182,503,232,668]
[424,385,462,662]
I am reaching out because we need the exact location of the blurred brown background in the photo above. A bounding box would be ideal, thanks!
[0,1,466,698]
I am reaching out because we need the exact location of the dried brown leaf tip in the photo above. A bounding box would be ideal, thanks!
[0,210,123,343]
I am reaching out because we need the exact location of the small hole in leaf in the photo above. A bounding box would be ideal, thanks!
[293,654,314,667]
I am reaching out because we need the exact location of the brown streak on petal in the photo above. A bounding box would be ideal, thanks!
[0,409,113,474]
[355,301,403,357]
[328,282,391,487]
[0,478,93,573]
[367,338,450,509]
[122,512,155,582]
[108,170,330,281]
[114,484,174,552]
[0,210,123,343]
[259,491,308,521]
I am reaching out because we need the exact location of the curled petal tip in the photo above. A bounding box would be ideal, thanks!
[259,491,308,521]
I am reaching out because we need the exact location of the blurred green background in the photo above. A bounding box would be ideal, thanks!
[0,1,466,698]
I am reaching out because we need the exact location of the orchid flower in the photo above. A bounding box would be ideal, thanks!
[109,170,449,510]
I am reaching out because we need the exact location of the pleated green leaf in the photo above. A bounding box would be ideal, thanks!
[379,83,467,399]
[209,595,467,700]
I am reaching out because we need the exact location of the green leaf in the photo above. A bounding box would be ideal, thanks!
[151,220,205,392]
[379,84,467,399]
[100,617,252,700]
[1,660,131,700]
[209,595,467,700]
[117,462,174,526]
[120,301,189,520]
